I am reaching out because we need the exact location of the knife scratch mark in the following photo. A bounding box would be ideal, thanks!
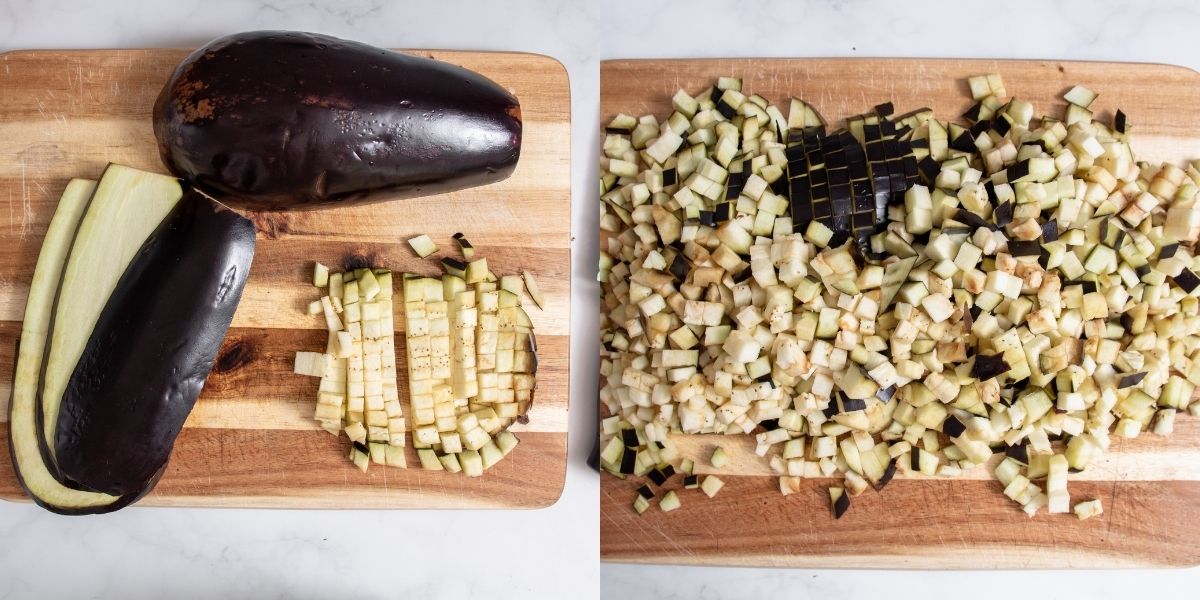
[19,159,30,240]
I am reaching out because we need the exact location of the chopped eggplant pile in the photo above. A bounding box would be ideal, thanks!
[293,238,539,476]
[402,240,538,476]
[295,264,407,471]
[154,31,522,210]
[10,165,253,513]
[599,74,1200,518]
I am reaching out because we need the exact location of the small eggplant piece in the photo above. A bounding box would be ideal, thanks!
[668,253,690,282]
[621,428,639,448]
[1174,268,1200,293]
[453,233,476,259]
[636,484,655,499]
[954,208,989,231]
[917,155,940,184]
[1118,372,1148,389]
[876,385,897,402]
[1007,240,1042,257]
[1005,444,1030,464]
[972,353,1011,380]
[619,448,637,474]
[1041,219,1059,242]
[153,31,522,210]
[647,467,669,486]
[949,133,976,153]
[713,202,732,222]
[873,459,898,491]
[831,487,851,519]
[942,415,967,438]
[54,191,255,496]
[994,201,1013,227]
[441,257,468,278]
[841,396,867,412]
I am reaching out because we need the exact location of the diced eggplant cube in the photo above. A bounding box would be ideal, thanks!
[637,484,655,500]
[1041,219,1059,242]
[1174,269,1200,293]
[873,459,897,491]
[942,415,967,438]
[1118,371,1147,389]
[621,428,639,448]
[992,115,1012,135]
[659,490,681,512]
[1007,241,1041,257]
[994,201,1013,227]
[1005,444,1029,464]
[648,467,668,486]
[619,449,636,474]
[714,202,732,222]
[700,475,725,498]
[841,397,867,412]
[831,488,851,519]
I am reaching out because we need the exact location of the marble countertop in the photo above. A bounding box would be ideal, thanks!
[0,1,599,599]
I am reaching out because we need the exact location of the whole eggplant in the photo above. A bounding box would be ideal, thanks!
[153,31,523,210]
[54,190,255,496]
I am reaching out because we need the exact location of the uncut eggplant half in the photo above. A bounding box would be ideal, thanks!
[153,30,523,210]
[51,190,255,496]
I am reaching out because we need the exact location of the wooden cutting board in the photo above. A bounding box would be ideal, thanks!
[600,58,1200,567]
[0,48,570,509]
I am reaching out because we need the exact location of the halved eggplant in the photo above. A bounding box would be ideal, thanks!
[8,180,160,514]
[53,190,254,495]
[153,31,522,210]
[40,165,184,464]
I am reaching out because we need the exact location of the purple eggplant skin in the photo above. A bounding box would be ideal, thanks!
[153,31,523,210]
[53,191,255,496]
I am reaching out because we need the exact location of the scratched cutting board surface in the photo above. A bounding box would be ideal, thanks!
[0,48,570,509]
[600,58,1200,567]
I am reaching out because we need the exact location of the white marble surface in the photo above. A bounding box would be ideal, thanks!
[600,0,1200,598]
[0,1,600,599]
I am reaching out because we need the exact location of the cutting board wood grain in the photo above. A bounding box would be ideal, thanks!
[0,48,571,509]
[600,58,1200,567]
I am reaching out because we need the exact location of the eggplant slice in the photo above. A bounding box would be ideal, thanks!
[39,165,184,465]
[154,30,523,210]
[8,180,152,514]
[54,190,255,495]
